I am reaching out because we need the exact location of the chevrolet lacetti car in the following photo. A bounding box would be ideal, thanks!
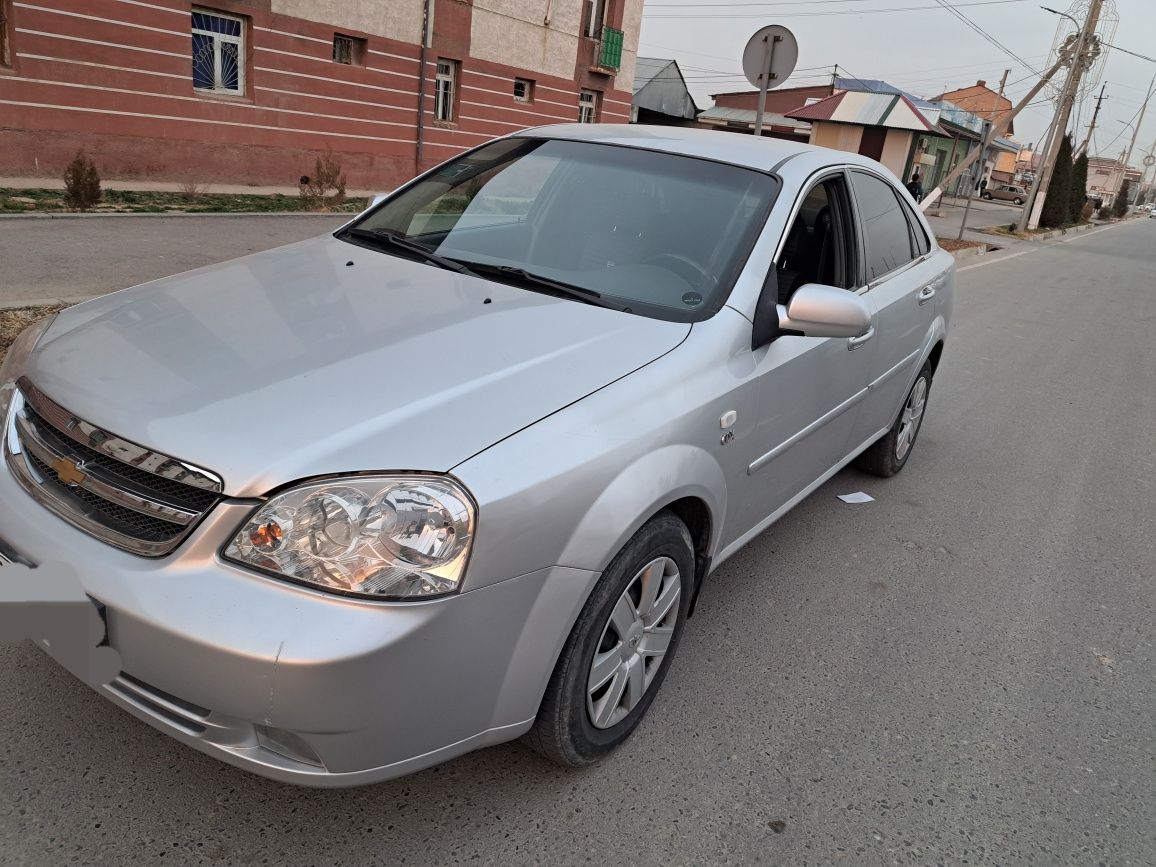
[0,126,953,786]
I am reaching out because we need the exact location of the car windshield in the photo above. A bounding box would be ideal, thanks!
[341,138,779,322]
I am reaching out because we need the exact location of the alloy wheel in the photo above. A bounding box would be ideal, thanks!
[586,556,681,729]
[895,376,928,461]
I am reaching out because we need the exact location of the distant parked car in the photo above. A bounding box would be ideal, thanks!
[981,184,1027,205]
[0,126,954,787]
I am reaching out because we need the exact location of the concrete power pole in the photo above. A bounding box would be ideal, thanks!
[956,69,1010,240]
[1123,75,1155,167]
[1077,82,1107,156]
[1020,0,1104,232]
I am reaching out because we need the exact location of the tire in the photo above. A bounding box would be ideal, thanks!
[981,192,992,200]
[1014,198,1024,205]
[524,512,694,767]
[854,363,932,478]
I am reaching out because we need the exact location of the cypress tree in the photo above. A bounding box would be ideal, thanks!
[1069,151,1089,223]
[1040,134,1074,228]
[1113,179,1131,218]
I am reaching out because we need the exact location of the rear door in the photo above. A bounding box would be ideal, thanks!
[844,169,944,450]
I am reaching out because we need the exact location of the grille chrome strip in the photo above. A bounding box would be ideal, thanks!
[18,377,223,493]
[5,384,223,557]
[14,411,199,526]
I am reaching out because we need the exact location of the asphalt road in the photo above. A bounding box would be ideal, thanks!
[1,220,1153,864]
[0,215,348,307]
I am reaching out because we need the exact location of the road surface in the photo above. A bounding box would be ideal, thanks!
[0,219,1152,865]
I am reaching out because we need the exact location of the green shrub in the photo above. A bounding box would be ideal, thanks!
[62,150,102,211]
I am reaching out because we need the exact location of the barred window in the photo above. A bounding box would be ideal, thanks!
[578,89,599,124]
[333,33,365,66]
[191,9,244,95]
[435,59,458,122]
[513,78,534,103]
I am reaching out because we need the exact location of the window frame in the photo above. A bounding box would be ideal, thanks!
[1,0,13,69]
[769,168,860,304]
[578,89,599,124]
[846,167,929,290]
[332,33,366,66]
[513,77,534,103]
[191,7,246,96]
[434,58,458,123]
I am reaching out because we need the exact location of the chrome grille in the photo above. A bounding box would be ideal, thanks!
[4,379,223,556]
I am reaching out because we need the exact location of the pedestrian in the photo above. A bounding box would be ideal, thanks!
[906,170,923,201]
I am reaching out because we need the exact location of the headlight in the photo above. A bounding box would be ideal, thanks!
[0,313,57,424]
[223,475,476,600]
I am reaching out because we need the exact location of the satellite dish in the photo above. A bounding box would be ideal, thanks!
[742,25,799,92]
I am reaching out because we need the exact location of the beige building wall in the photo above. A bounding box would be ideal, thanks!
[272,0,424,44]
[880,130,913,177]
[471,0,580,80]
[617,0,644,89]
[812,122,862,153]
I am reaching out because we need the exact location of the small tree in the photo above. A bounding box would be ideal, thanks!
[1069,151,1089,223]
[298,150,347,211]
[1040,134,1073,228]
[62,150,101,211]
[1112,179,1131,218]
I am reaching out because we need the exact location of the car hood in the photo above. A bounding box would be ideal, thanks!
[26,235,689,496]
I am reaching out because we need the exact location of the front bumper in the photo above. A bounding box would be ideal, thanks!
[0,463,598,787]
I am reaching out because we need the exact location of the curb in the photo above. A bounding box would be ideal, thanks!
[1,295,94,311]
[0,210,354,220]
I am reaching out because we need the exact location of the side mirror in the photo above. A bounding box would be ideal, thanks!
[777,283,872,339]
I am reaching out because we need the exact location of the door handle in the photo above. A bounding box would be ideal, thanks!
[918,285,936,305]
[847,326,875,350]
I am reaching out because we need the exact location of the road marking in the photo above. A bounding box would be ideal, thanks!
[958,249,1036,272]
[957,220,1136,272]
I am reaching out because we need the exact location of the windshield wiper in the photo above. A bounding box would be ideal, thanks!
[452,261,625,311]
[343,227,478,276]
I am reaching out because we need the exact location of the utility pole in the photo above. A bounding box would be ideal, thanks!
[1020,0,1104,232]
[956,70,1010,240]
[1077,82,1107,156]
[1123,74,1155,167]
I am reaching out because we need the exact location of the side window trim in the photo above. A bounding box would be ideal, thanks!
[895,188,932,259]
[847,167,925,291]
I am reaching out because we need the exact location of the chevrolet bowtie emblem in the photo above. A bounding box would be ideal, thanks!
[50,457,87,487]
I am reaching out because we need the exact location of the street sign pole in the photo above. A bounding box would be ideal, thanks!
[753,35,780,138]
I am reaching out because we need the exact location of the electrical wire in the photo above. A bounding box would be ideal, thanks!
[928,0,1044,77]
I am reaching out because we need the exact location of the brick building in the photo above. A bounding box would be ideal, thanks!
[0,0,640,187]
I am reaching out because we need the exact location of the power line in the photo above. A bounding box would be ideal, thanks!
[928,0,1044,77]
[645,0,1028,16]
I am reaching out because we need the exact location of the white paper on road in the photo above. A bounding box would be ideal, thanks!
[837,491,875,504]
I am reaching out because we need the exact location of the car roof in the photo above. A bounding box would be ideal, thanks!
[515,124,899,180]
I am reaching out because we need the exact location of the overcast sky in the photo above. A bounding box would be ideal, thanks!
[638,0,1156,164]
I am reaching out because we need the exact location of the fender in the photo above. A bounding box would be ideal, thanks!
[556,444,727,574]
[884,313,948,428]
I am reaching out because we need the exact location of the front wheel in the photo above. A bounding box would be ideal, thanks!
[854,363,932,477]
[1014,197,1024,205]
[524,512,694,767]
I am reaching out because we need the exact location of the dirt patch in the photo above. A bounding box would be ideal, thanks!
[936,237,985,252]
[1,305,65,364]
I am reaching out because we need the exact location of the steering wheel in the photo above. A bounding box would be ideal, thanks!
[644,253,716,290]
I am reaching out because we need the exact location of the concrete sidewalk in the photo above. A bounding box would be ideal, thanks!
[1,175,380,198]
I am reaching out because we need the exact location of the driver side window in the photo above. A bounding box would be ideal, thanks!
[773,174,855,305]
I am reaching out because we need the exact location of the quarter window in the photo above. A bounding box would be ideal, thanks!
[578,89,599,124]
[849,171,916,283]
[191,9,244,95]
[435,59,458,122]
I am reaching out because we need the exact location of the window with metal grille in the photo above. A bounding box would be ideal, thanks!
[513,78,533,103]
[1,0,14,67]
[435,59,457,122]
[191,9,244,95]
[332,33,365,65]
[578,89,599,124]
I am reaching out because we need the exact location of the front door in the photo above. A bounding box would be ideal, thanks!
[732,170,870,538]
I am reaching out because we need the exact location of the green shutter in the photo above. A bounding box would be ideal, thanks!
[599,27,623,70]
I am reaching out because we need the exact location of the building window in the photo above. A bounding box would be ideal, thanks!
[578,89,599,124]
[332,33,365,66]
[435,59,457,122]
[191,9,244,95]
[1,0,14,67]
[582,0,607,38]
[513,77,533,103]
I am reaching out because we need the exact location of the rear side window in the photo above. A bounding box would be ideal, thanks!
[849,171,915,283]
[898,196,931,257]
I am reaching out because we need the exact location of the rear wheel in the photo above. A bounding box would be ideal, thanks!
[854,363,932,478]
[524,512,694,766]
[1014,197,1024,205]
